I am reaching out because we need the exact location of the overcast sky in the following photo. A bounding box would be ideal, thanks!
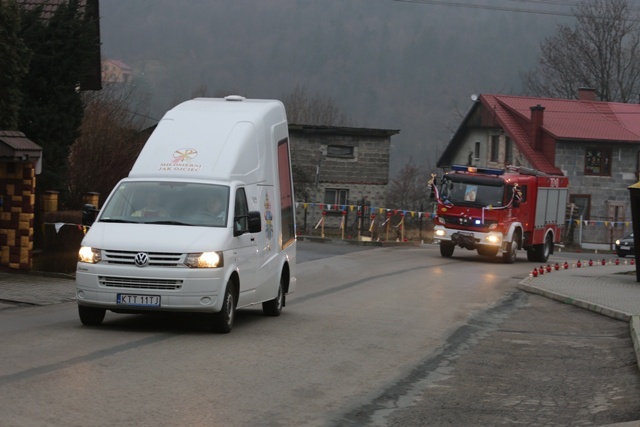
[99,0,582,175]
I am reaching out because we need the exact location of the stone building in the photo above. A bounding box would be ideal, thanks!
[437,89,640,248]
[288,124,399,235]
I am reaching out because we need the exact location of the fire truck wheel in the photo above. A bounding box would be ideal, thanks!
[528,234,552,262]
[440,241,455,257]
[541,233,552,262]
[503,233,520,264]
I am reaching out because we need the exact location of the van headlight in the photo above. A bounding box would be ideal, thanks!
[185,251,224,268]
[78,246,102,264]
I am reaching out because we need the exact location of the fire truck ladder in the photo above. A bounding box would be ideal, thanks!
[505,165,548,176]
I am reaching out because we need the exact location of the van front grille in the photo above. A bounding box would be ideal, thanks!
[99,276,183,290]
[103,250,183,267]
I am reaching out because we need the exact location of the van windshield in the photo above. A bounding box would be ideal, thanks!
[99,182,230,227]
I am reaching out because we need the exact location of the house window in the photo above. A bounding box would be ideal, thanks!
[570,194,591,220]
[324,188,349,210]
[474,142,480,161]
[327,145,354,159]
[585,148,611,176]
[505,137,513,165]
[490,135,500,163]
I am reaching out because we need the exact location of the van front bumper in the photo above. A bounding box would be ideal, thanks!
[75,264,226,313]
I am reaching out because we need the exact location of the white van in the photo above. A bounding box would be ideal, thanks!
[75,96,297,333]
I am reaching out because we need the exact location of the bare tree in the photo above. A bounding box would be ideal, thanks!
[385,160,432,212]
[524,0,640,102]
[67,83,148,207]
[282,84,349,126]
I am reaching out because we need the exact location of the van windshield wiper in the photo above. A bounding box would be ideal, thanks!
[143,220,194,226]
[99,218,137,224]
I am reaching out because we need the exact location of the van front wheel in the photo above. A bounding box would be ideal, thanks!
[78,305,105,326]
[213,282,235,334]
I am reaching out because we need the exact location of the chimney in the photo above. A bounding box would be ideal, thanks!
[530,104,545,151]
[578,87,597,101]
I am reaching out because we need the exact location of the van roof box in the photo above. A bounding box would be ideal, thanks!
[129,97,288,183]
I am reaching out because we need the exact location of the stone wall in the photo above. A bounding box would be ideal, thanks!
[0,162,36,270]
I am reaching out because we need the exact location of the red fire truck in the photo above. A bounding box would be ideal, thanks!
[431,165,569,263]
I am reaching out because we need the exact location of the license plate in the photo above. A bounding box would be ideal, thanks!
[117,294,161,307]
[459,232,474,237]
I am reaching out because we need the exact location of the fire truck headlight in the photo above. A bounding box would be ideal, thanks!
[435,229,447,237]
[485,233,502,244]
[474,219,482,225]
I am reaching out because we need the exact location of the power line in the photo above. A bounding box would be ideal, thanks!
[392,0,640,18]
[392,0,577,17]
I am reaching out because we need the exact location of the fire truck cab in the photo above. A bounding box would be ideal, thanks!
[431,165,568,263]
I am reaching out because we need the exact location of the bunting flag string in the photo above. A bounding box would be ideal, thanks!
[44,222,90,234]
[294,203,632,229]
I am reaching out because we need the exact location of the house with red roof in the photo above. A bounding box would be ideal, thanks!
[437,88,640,247]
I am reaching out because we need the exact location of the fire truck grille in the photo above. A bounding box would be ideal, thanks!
[440,216,497,229]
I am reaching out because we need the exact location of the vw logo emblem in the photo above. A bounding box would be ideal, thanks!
[134,253,150,267]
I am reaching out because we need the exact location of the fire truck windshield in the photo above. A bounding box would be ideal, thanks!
[440,175,505,207]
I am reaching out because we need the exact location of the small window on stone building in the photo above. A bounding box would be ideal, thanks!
[570,194,591,220]
[324,188,349,210]
[585,147,611,176]
[327,145,354,159]
[505,137,513,165]
[490,135,500,163]
[474,142,480,162]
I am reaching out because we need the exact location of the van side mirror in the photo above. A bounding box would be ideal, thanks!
[82,204,99,226]
[247,211,261,233]
[234,211,261,236]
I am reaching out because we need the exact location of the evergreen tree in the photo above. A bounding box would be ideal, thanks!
[0,0,30,129]
[18,0,100,199]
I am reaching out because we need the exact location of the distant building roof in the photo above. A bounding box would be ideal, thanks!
[289,124,400,138]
